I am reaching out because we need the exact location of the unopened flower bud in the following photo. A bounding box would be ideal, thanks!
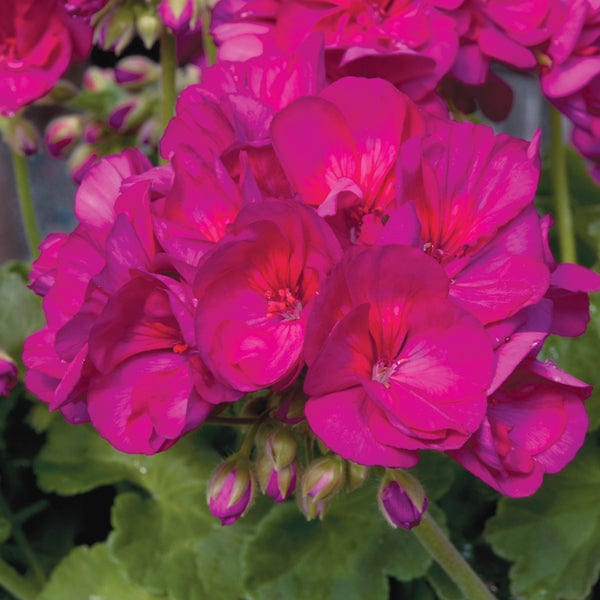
[47,80,80,103]
[299,494,328,521]
[114,56,159,89]
[346,461,370,492]
[45,116,82,158]
[266,428,297,470]
[158,0,202,32]
[378,470,428,530]
[68,144,98,183]
[136,11,162,50]
[0,351,17,397]
[207,457,255,526]
[83,66,114,92]
[256,428,298,502]
[108,98,151,134]
[95,6,136,54]
[136,118,159,149]
[256,452,297,503]
[83,121,104,145]
[300,456,345,519]
[5,117,40,156]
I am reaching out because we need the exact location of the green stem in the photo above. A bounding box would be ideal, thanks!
[202,9,217,66]
[238,420,263,457]
[0,558,39,600]
[550,106,577,263]
[0,492,46,588]
[412,511,496,600]
[11,150,40,257]
[159,27,178,140]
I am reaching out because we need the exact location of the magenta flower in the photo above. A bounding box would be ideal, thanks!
[271,77,423,245]
[84,274,235,454]
[452,0,554,76]
[539,214,600,337]
[152,152,243,269]
[540,1,599,103]
[450,358,591,497]
[63,0,109,18]
[304,245,494,467]
[540,1,600,178]
[386,120,549,325]
[438,0,559,120]
[24,149,237,453]
[212,0,460,101]
[160,36,325,199]
[0,0,91,115]
[24,150,156,419]
[194,200,341,392]
[0,353,17,396]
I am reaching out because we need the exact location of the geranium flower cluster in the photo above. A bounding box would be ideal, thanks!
[23,38,600,528]
[211,0,600,180]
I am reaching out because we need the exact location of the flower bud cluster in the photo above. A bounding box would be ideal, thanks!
[43,59,198,182]
[206,416,373,525]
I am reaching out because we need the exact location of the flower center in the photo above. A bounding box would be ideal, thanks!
[372,357,405,388]
[172,342,189,354]
[423,240,468,265]
[347,204,367,244]
[265,287,302,321]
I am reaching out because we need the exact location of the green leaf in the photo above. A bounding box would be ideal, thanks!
[35,418,155,495]
[410,451,458,501]
[35,417,257,599]
[242,483,432,600]
[484,437,600,600]
[109,492,263,600]
[38,543,161,600]
[0,261,44,365]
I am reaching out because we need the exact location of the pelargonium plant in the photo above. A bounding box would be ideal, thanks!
[1,1,600,599]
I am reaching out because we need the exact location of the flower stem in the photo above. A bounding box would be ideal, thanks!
[159,27,178,138]
[412,511,496,600]
[0,492,46,588]
[202,10,217,66]
[549,106,577,263]
[0,558,39,600]
[11,150,40,257]
[238,420,263,457]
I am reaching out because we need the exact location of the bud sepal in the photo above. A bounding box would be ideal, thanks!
[378,469,428,530]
